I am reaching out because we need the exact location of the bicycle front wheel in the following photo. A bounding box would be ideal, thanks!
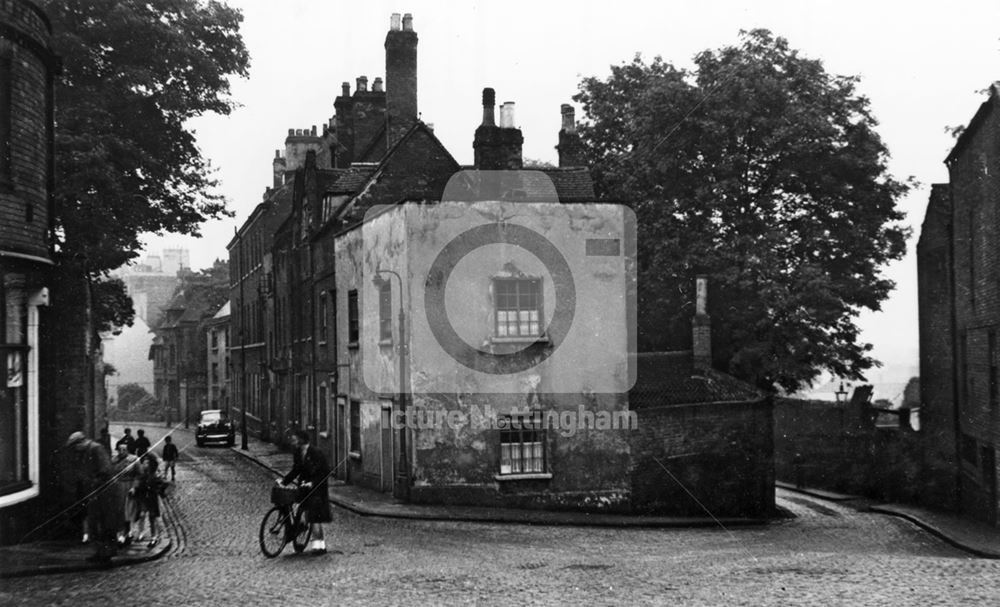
[259,506,289,558]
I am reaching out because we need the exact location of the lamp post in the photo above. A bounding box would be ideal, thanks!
[374,267,409,501]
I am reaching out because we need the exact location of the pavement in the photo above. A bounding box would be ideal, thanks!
[776,480,1000,559]
[4,429,1000,579]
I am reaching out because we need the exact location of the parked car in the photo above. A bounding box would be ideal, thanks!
[195,409,235,447]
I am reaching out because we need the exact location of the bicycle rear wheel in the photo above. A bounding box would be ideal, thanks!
[291,507,312,553]
[259,506,289,558]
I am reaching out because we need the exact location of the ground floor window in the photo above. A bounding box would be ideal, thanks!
[499,413,546,475]
[0,273,29,496]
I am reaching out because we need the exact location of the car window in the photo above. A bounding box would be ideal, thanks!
[200,412,228,423]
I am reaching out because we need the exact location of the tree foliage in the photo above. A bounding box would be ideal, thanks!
[116,382,152,411]
[574,30,911,392]
[41,0,250,275]
[92,276,135,334]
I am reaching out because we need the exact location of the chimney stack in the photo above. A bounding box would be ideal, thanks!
[473,87,524,170]
[284,127,322,173]
[692,276,712,370]
[561,104,575,132]
[356,76,368,93]
[334,83,355,168]
[385,12,418,150]
[372,77,384,92]
[557,103,585,167]
[272,149,285,188]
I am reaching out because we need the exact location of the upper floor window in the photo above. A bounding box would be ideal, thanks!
[378,282,392,343]
[348,290,359,346]
[318,291,329,344]
[494,278,542,338]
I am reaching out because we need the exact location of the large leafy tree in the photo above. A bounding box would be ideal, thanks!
[575,30,910,392]
[38,0,249,334]
[42,0,249,276]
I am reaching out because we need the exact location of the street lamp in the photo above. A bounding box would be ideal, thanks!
[373,267,410,501]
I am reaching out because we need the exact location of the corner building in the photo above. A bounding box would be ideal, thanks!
[0,0,57,543]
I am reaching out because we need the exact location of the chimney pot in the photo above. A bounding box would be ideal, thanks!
[560,104,576,133]
[288,128,294,136]
[390,13,401,30]
[499,102,516,128]
[402,13,413,31]
[311,125,317,137]
[481,87,496,127]
[341,82,350,97]
[695,276,707,316]
[692,276,712,370]
[274,149,280,159]
[356,76,368,92]
[373,77,384,92]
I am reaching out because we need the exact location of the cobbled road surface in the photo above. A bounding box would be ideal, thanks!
[3,424,998,606]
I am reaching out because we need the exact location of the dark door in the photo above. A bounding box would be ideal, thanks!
[380,404,394,493]
[982,446,997,525]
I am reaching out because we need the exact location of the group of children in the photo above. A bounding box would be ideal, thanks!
[110,429,179,548]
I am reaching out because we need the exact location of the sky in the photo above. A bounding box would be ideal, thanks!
[140,0,1000,386]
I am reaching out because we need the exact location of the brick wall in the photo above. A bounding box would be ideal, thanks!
[774,397,926,503]
[629,398,774,517]
[917,183,958,509]
[0,0,53,261]
[947,90,1000,524]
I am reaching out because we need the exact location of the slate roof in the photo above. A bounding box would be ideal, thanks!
[540,167,596,202]
[629,351,763,408]
[450,167,596,203]
[322,166,377,194]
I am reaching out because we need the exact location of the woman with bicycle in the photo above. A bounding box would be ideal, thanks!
[278,429,331,554]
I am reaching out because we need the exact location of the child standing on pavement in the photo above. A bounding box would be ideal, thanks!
[132,453,163,548]
[161,435,178,481]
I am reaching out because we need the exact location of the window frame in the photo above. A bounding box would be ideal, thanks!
[495,412,551,480]
[347,290,359,347]
[378,281,392,345]
[318,290,329,345]
[492,277,545,342]
[349,399,361,457]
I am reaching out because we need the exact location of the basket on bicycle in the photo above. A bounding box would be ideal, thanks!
[270,484,300,506]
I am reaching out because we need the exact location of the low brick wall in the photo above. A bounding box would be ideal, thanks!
[774,398,923,503]
[629,398,774,517]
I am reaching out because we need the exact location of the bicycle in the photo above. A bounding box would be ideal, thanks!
[258,482,312,558]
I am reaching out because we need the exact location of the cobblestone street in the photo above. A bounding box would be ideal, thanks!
[3,427,998,606]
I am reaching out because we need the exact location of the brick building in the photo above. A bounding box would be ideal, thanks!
[0,0,59,543]
[228,13,774,515]
[918,82,1000,525]
[205,301,230,412]
[150,268,228,425]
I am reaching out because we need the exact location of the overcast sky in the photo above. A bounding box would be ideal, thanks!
[140,0,1000,383]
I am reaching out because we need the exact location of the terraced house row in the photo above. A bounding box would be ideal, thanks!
[227,13,774,516]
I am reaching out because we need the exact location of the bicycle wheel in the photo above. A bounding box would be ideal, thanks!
[258,506,289,558]
[291,507,312,553]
